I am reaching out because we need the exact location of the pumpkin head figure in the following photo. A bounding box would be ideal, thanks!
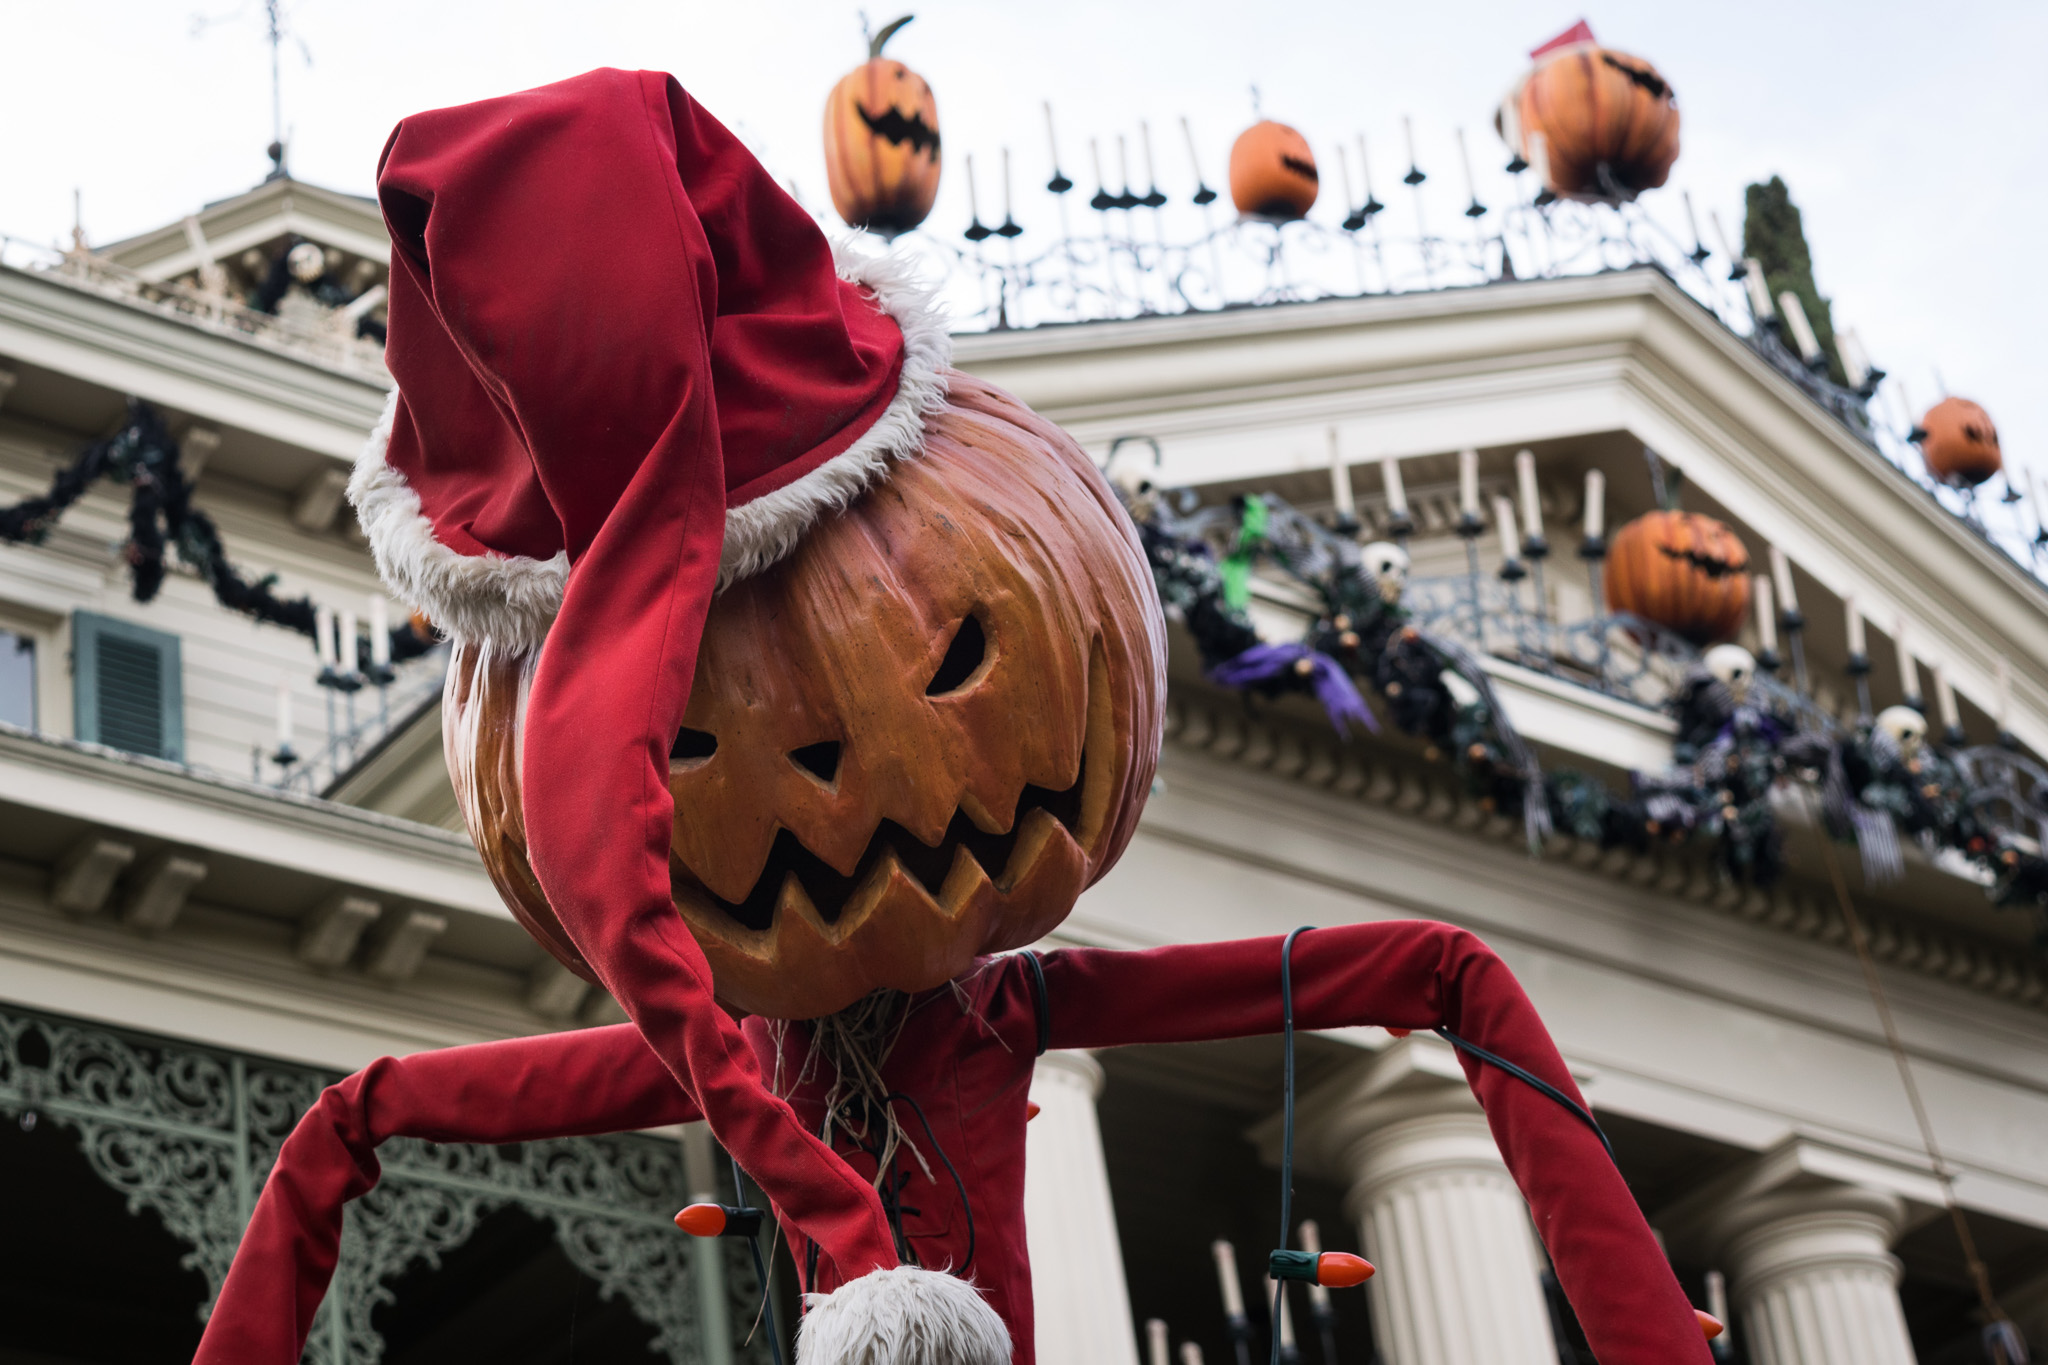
[824,16,942,240]
[447,373,1167,1019]
[1229,120,1319,222]
[1605,509,1751,646]
[1497,28,1680,203]
[1917,396,2002,487]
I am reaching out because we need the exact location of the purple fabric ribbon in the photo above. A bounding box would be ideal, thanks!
[1210,642,1379,736]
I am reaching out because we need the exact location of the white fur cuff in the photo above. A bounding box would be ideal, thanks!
[796,1265,1010,1365]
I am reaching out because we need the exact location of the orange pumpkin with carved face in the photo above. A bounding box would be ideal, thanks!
[1229,120,1319,221]
[823,17,942,240]
[1917,397,2001,487]
[1605,509,1750,646]
[446,373,1166,1019]
[1498,42,1680,203]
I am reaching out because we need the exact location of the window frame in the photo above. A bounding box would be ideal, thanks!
[72,610,184,762]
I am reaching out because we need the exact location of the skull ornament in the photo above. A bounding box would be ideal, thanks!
[1361,541,1411,605]
[1876,704,1928,759]
[1703,643,1757,703]
[445,374,1168,1019]
[286,241,327,284]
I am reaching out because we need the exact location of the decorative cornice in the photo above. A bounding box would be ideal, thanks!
[1161,689,2048,1016]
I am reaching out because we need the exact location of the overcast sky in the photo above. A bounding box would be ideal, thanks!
[6,0,2042,489]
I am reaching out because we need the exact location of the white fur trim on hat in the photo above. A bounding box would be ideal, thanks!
[346,246,952,653]
[796,1266,1010,1365]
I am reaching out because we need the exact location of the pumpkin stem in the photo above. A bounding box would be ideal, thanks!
[869,14,913,59]
[1644,446,1684,512]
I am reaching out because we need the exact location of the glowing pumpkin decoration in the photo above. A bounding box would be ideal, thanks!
[1916,396,2002,487]
[1229,120,1319,221]
[1496,24,1680,203]
[823,16,942,239]
[446,373,1167,1020]
[1605,510,1751,645]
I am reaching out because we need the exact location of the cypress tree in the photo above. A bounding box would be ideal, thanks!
[1742,176,1845,385]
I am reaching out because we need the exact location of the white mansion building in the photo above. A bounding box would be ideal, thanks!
[0,174,2044,1365]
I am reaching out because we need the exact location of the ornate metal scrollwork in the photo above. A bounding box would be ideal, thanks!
[0,1005,758,1364]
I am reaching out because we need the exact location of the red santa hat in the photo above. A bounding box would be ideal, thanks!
[348,69,1002,1362]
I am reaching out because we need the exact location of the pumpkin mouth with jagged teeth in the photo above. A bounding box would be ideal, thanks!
[444,374,1167,1022]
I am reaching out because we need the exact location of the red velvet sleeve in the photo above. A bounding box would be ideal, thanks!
[193,1025,697,1365]
[1037,921,1711,1365]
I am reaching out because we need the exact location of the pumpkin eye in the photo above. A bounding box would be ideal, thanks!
[926,614,988,696]
[671,727,717,763]
[790,741,842,784]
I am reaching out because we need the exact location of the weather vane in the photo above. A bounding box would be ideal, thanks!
[192,0,310,179]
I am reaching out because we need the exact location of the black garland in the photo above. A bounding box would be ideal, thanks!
[1119,477,2048,938]
[0,399,431,668]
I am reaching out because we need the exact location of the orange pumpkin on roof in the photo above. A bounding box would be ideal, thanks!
[823,16,942,239]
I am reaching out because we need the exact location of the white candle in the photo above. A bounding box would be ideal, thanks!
[1459,448,1480,518]
[1895,618,1919,700]
[369,595,391,668]
[1743,258,1775,322]
[1493,495,1521,566]
[1146,1319,1170,1365]
[275,683,293,748]
[1778,291,1823,364]
[1934,665,1960,731]
[1769,546,1799,614]
[1327,428,1355,519]
[1276,1285,1296,1348]
[1212,1240,1245,1318]
[1582,469,1605,540]
[1705,1270,1730,1337]
[1839,328,1871,389]
[1529,131,1553,197]
[315,606,338,669]
[1844,595,1866,657]
[1381,456,1409,518]
[1180,1345,1206,1365]
[1753,575,1777,653]
[1997,656,2013,731]
[339,610,360,676]
[1515,448,1542,540]
[1298,1219,1332,1311]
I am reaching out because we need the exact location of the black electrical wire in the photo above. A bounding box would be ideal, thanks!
[1271,925,1311,1365]
[1432,1027,1615,1163]
[729,1153,786,1365]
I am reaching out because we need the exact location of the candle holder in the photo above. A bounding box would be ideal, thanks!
[1943,723,1968,749]
[1846,651,1873,720]
[1457,512,1485,641]
[270,741,299,769]
[1999,729,2020,751]
[1756,646,1783,674]
[1497,557,1527,583]
[1331,511,1361,538]
[1226,1313,1253,1365]
[1905,693,1927,716]
[366,661,397,688]
[1383,509,1415,543]
[1780,607,1810,694]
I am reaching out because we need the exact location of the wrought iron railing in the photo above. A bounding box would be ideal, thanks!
[0,1002,768,1364]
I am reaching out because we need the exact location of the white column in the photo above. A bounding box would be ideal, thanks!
[1025,1049,1140,1365]
[1718,1185,1917,1365]
[1289,1039,1555,1365]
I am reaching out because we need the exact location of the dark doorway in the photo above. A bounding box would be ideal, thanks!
[0,1108,210,1363]
[374,1203,666,1364]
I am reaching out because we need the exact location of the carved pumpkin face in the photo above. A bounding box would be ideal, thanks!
[446,374,1166,1019]
[824,28,941,240]
[1229,120,1319,222]
[1498,43,1680,203]
[1605,510,1750,646]
[1918,397,2001,487]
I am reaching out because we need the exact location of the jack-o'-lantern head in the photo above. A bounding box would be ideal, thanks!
[1497,33,1680,203]
[824,16,942,240]
[1229,120,1319,222]
[1916,397,2001,488]
[1605,509,1751,646]
[447,373,1167,1019]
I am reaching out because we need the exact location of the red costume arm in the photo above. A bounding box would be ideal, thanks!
[1034,921,1711,1365]
[193,1026,696,1364]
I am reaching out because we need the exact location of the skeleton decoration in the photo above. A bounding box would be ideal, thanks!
[1360,539,1411,604]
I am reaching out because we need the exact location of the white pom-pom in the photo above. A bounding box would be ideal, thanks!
[796,1265,1011,1365]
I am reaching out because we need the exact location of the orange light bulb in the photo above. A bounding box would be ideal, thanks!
[1316,1252,1375,1288]
[1027,1101,1042,1121]
[674,1204,728,1238]
[1696,1309,1724,1341]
